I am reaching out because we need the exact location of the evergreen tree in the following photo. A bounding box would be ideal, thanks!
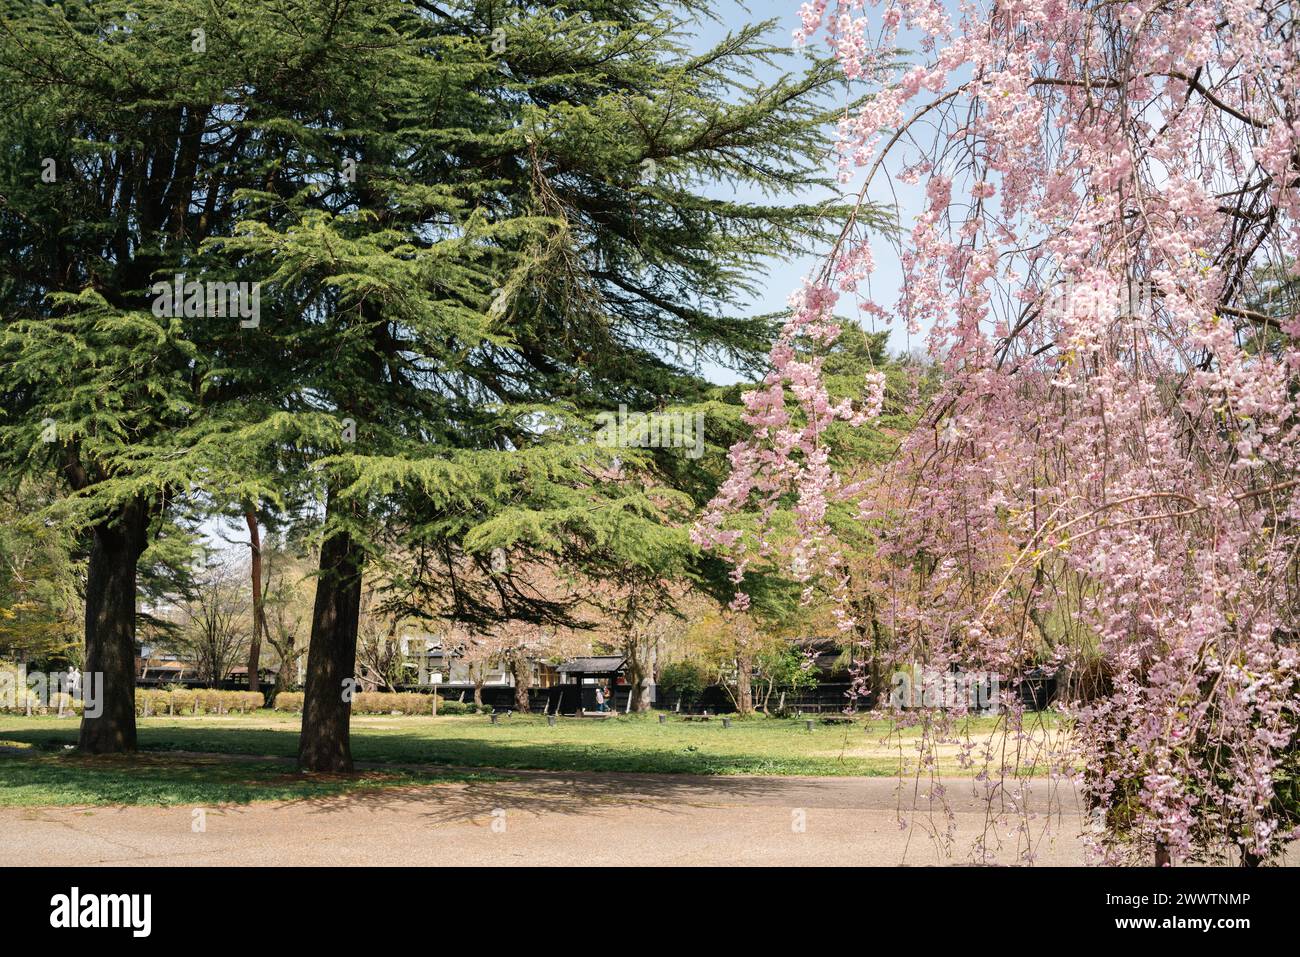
[220,0,866,770]
[0,0,395,750]
[0,0,235,749]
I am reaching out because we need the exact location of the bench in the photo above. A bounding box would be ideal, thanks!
[679,714,712,722]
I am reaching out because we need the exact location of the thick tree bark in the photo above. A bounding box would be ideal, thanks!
[626,637,656,712]
[735,653,755,715]
[510,657,531,712]
[78,499,149,754]
[244,508,265,696]
[298,500,364,773]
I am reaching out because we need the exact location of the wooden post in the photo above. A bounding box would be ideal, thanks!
[722,717,731,728]
[658,713,666,724]
[547,714,556,726]
[805,719,814,732]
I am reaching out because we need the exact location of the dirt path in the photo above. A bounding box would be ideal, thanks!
[1,771,1092,866]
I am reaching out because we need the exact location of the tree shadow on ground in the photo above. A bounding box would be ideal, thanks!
[276,767,813,826]
[0,722,899,776]
[0,750,454,807]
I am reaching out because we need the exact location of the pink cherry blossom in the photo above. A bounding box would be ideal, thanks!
[698,0,1300,865]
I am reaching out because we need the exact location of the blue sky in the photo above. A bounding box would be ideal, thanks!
[685,0,929,383]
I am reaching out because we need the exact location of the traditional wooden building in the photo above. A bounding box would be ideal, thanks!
[548,656,628,714]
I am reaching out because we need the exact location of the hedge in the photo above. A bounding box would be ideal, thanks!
[2,681,477,717]
[0,690,84,715]
[0,672,267,716]
[437,700,493,715]
[134,689,266,716]
[0,664,84,714]
[272,691,304,712]
[273,691,450,715]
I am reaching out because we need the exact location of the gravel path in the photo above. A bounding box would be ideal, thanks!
[1,770,1091,866]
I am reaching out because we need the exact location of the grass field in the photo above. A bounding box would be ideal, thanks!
[0,742,476,807]
[0,711,1065,807]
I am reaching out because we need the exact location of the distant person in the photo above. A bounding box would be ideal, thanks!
[595,685,610,712]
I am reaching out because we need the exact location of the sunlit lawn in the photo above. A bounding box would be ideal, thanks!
[0,710,1067,807]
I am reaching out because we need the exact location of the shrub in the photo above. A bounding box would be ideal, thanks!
[232,691,266,712]
[658,660,708,705]
[135,689,171,715]
[0,663,39,713]
[273,691,304,712]
[133,688,265,716]
[0,663,88,714]
[438,700,495,715]
[351,691,439,715]
[47,692,81,713]
[0,681,274,717]
[180,689,448,715]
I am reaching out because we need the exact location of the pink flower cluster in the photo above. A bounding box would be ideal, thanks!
[693,279,885,617]
[702,0,1300,864]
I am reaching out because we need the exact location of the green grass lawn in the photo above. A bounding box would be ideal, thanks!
[0,740,476,807]
[0,710,1065,807]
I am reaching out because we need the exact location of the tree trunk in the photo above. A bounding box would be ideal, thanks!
[473,681,484,709]
[268,635,294,704]
[78,499,149,754]
[511,657,531,712]
[244,507,265,696]
[298,499,364,773]
[626,637,657,713]
[735,653,755,715]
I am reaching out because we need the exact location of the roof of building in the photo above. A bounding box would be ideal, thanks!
[556,656,627,674]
